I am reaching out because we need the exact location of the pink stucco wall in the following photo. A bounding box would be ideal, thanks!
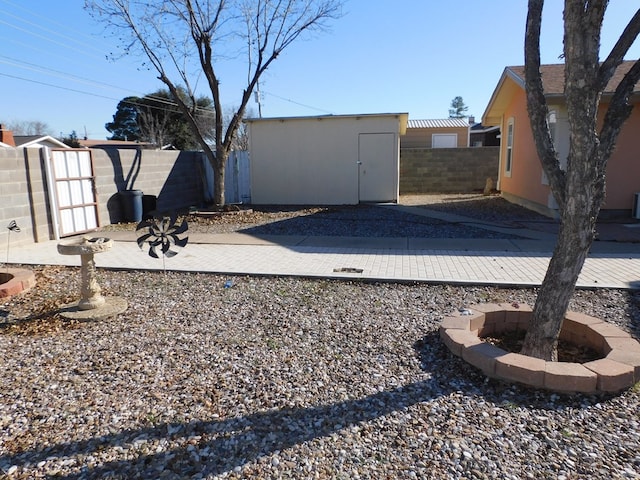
[500,88,640,213]
[600,105,640,210]
[499,88,548,208]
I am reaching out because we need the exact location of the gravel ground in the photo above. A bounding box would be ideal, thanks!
[1,195,639,479]
[102,194,547,239]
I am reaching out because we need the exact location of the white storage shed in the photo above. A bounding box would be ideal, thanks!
[247,113,408,205]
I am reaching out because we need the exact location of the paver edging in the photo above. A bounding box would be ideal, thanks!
[0,268,36,299]
[439,303,640,393]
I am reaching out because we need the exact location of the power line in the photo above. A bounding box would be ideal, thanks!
[0,2,336,124]
[262,90,334,115]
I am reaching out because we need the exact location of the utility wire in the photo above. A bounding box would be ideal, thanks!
[0,2,336,122]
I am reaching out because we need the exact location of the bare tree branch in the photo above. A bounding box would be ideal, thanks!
[524,0,565,208]
[598,8,640,90]
[86,0,343,207]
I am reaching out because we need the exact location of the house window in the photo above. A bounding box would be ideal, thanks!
[432,134,458,148]
[548,110,557,145]
[542,110,557,185]
[505,117,514,176]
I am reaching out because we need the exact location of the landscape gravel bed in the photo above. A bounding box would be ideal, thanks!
[1,195,639,479]
[104,195,539,239]
[1,267,639,479]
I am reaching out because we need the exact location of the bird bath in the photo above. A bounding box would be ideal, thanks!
[57,237,127,319]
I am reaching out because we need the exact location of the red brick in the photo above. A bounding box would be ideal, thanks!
[0,269,36,298]
[470,303,506,324]
[495,353,546,388]
[440,329,482,357]
[589,322,631,339]
[468,312,489,332]
[516,305,533,330]
[544,362,598,393]
[605,349,640,381]
[462,342,507,377]
[440,315,472,331]
[0,280,22,297]
[603,337,640,355]
[564,311,604,326]
[499,303,524,327]
[583,358,635,392]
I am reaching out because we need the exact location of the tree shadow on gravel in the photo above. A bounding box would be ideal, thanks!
[238,204,526,240]
[0,333,616,479]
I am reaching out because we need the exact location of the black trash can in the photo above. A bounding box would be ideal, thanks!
[119,190,143,223]
[142,194,157,219]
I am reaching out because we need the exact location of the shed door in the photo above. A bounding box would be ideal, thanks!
[432,133,458,148]
[50,149,99,237]
[358,133,397,202]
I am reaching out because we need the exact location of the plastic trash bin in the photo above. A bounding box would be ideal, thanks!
[119,190,143,223]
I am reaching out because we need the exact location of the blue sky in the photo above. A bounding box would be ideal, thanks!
[1,0,638,139]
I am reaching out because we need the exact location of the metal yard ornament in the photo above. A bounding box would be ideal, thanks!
[6,220,20,273]
[136,212,188,273]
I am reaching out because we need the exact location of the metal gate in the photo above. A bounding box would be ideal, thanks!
[47,148,99,237]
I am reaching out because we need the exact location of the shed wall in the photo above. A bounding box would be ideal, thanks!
[249,116,402,205]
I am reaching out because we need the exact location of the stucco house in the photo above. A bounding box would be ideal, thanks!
[400,118,470,149]
[14,134,68,149]
[469,121,500,147]
[482,61,640,217]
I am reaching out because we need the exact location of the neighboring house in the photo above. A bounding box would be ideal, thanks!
[0,124,15,147]
[400,118,470,149]
[469,120,500,147]
[14,135,68,149]
[482,61,640,217]
[78,139,156,149]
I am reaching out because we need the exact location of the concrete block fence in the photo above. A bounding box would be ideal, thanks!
[0,147,204,248]
[400,146,499,194]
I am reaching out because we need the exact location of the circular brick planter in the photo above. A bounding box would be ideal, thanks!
[440,303,640,393]
[0,268,36,299]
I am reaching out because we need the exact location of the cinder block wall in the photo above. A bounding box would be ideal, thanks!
[91,149,204,225]
[0,147,205,247]
[400,147,499,194]
[0,149,40,248]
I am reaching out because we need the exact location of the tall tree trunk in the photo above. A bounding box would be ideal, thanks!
[212,146,227,208]
[521,194,597,360]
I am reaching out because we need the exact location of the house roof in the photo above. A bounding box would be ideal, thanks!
[470,123,500,134]
[78,139,156,149]
[14,135,68,149]
[506,61,640,96]
[407,118,470,129]
[482,61,640,125]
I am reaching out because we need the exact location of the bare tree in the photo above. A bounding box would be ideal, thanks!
[521,0,640,360]
[6,120,53,136]
[85,0,343,207]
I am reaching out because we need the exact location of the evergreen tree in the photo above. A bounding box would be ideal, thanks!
[448,96,469,118]
[105,96,141,141]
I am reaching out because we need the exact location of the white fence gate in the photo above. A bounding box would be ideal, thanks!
[45,148,99,238]
[202,151,251,204]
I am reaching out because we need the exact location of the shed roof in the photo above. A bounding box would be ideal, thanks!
[407,118,470,129]
[246,112,409,134]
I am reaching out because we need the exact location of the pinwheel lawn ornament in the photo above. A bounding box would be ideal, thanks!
[6,220,20,272]
[136,213,189,273]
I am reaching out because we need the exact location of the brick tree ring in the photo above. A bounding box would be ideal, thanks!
[439,303,640,394]
[0,268,36,299]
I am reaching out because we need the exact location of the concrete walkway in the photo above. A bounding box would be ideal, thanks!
[6,206,640,289]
